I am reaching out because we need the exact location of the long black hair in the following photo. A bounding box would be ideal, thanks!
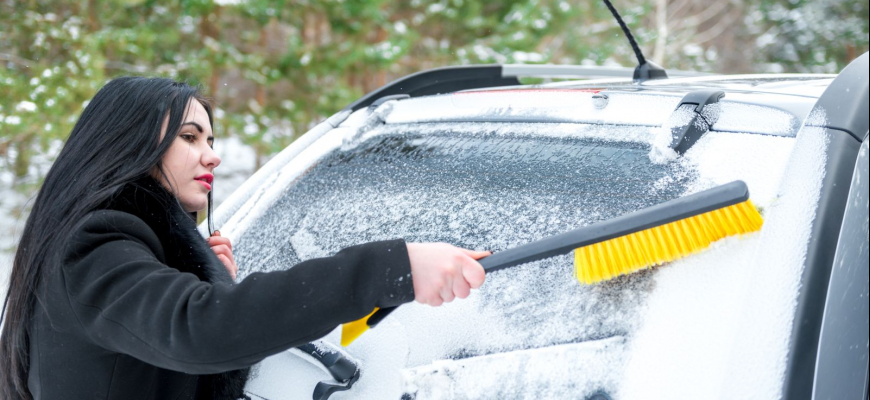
[0,76,212,399]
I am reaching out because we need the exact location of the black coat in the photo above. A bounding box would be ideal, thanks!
[27,178,415,399]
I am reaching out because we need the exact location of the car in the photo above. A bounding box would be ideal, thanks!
[205,48,869,400]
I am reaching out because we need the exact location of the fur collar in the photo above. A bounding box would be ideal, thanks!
[103,176,249,399]
[104,176,232,285]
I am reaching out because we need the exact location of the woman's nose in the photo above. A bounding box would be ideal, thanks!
[203,146,221,169]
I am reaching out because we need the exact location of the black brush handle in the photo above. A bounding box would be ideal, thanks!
[365,306,395,327]
[364,181,749,329]
[207,185,215,236]
[481,180,747,273]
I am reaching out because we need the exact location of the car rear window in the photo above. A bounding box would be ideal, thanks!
[237,126,691,270]
[232,120,815,399]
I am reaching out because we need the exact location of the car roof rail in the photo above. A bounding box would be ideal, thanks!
[346,63,713,113]
[501,64,711,79]
[344,65,520,112]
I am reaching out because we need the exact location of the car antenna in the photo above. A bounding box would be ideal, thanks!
[601,0,668,83]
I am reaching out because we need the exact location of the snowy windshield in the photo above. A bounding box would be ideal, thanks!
[234,120,818,399]
[236,125,692,274]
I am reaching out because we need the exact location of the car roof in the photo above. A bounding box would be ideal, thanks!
[364,74,830,138]
[473,74,834,118]
[545,74,834,97]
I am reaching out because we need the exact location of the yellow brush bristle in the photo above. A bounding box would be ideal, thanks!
[574,199,763,284]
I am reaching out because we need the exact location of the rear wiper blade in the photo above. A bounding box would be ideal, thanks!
[295,342,361,400]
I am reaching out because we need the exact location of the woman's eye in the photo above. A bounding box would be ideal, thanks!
[180,134,196,142]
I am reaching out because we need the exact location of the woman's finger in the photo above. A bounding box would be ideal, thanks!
[440,272,455,303]
[211,245,239,276]
[225,246,236,265]
[217,253,230,267]
[211,244,238,268]
[459,248,491,260]
[217,254,236,279]
[453,271,471,299]
[208,235,233,250]
[211,244,230,258]
[461,256,486,289]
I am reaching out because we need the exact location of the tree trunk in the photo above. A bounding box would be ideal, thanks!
[652,0,668,66]
[87,0,100,32]
[13,135,33,181]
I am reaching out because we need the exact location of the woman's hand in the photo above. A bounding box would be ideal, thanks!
[406,243,490,307]
[208,231,238,280]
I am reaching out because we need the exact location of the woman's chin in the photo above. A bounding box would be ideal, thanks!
[180,197,208,213]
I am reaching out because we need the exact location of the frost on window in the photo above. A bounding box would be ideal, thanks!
[236,126,694,276]
[234,121,810,399]
[235,124,694,398]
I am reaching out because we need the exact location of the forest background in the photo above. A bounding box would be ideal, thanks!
[1,0,869,271]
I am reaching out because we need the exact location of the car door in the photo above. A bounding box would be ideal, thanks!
[780,52,869,400]
[811,133,870,400]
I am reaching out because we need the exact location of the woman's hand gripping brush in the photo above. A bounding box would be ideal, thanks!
[208,230,238,280]
[406,243,489,306]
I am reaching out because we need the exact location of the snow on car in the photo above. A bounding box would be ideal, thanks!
[205,54,868,400]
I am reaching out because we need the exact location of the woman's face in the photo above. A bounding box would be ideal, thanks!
[156,99,221,212]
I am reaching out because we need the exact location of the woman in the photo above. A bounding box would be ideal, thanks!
[0,77,489,399]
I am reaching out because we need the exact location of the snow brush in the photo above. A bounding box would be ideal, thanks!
[341,180,763,346]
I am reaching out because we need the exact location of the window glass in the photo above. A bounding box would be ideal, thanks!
[234,122,808,399]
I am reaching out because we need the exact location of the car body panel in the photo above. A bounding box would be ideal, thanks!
[812,137,870,400]
[782,53,869,400]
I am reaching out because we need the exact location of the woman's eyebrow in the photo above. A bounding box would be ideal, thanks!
[182,121,204,133]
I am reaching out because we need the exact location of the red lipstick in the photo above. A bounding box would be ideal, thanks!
[195,174,213,190]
